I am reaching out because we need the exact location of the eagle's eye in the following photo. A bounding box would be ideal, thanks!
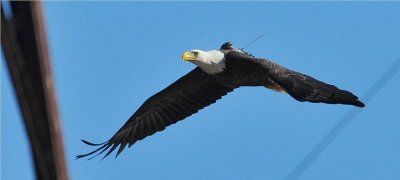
[193,51,199,57]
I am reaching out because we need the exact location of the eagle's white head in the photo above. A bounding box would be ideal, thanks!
[182,49,225,74]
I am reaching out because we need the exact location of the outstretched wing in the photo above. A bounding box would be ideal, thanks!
[266,61,364,107]
[225,51,365,107]
[271,67,365,107]
[77,68,235,159]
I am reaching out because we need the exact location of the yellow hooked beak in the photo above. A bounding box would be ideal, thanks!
[182,51,196,61]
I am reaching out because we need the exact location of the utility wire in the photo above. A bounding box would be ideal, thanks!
[285,58,400,180]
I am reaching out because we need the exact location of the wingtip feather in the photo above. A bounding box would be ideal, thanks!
[77,140,110,160]
[353,99,365,107]
[81,139,107,146]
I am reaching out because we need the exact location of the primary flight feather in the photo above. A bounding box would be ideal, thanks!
[77,42,364,159]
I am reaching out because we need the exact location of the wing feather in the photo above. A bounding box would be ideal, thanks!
[225,51,365,107]
[78,68,234,159]
[272,69,365,107]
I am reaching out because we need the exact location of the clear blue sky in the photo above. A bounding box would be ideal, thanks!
[2,2,400,180]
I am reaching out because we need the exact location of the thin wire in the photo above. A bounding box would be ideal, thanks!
[285,58,400,180]
[241,33,265,50]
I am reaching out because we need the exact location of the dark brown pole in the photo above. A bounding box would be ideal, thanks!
[1,2,69,180]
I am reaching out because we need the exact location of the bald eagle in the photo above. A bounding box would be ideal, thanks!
[77,42,364,159]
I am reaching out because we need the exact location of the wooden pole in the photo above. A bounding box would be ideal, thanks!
[1,2,69,180]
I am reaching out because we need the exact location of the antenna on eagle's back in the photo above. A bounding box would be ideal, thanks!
[241,33,265,50]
